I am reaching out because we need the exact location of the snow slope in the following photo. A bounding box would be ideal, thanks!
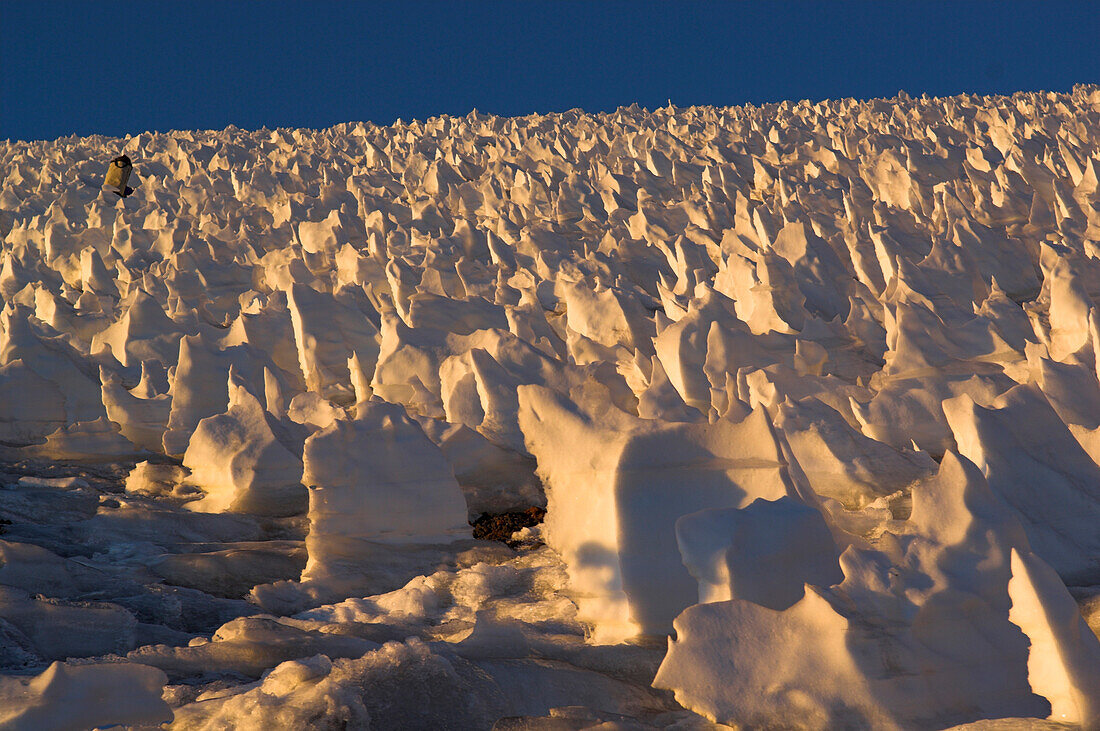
[1,85,1100,729]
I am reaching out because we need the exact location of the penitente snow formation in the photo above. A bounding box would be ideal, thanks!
[1,87,1100,729]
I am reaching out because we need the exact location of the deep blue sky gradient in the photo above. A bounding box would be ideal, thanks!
[2,1,1098,142]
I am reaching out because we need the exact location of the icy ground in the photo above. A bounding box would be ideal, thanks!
[1,86,1100,729]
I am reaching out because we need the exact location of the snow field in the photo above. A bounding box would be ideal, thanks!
[0,86,1099,728]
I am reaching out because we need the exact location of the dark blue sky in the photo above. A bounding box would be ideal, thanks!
[2,2,1097,142]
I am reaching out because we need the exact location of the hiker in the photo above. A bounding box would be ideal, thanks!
[104,154,134,197]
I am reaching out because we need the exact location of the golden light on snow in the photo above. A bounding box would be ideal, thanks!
[0,86,1099,728]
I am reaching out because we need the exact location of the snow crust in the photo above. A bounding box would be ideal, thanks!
[1,85,1100,728]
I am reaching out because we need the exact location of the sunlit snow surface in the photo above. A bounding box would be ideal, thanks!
[1,87,1100,729]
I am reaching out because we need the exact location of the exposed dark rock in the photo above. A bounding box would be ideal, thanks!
[471,507,546,545]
